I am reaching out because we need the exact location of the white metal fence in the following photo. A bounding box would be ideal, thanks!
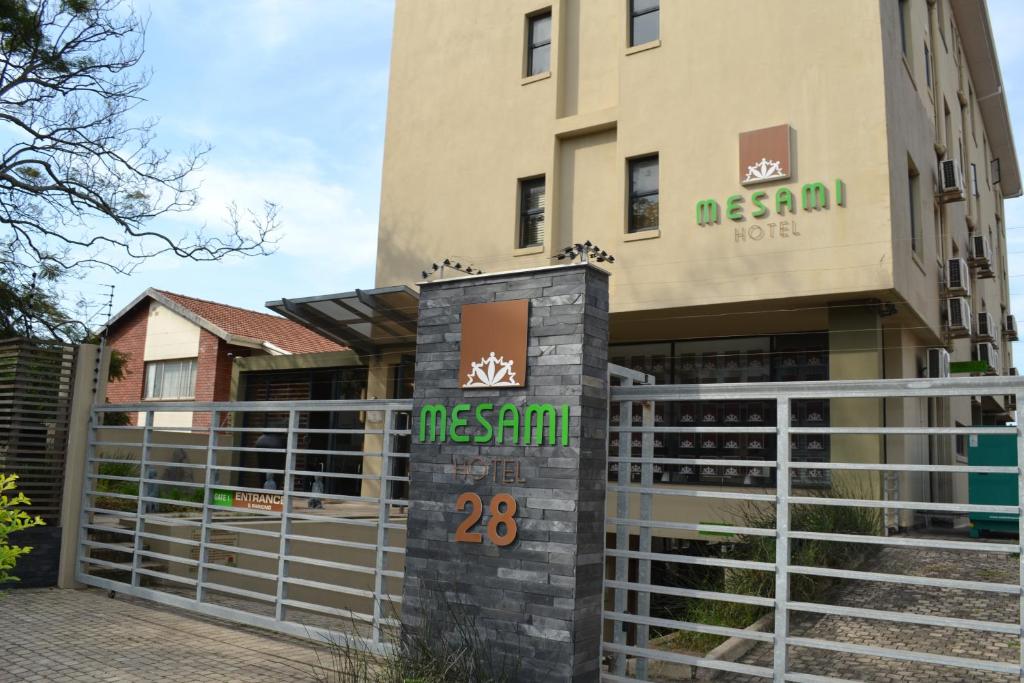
[602,376,1024,682]
[76,399,411,652]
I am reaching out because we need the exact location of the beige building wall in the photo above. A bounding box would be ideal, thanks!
[141,302,201,428]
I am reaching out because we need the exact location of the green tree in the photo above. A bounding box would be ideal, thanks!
[0,0,279,340]
[0,473,44,586]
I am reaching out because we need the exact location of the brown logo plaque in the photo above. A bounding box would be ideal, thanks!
[459,300,528,389]
[739,124,792,186]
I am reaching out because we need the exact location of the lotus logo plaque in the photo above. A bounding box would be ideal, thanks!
[739,124,791,186]
[459,299,528,390]
[464,351,519,388]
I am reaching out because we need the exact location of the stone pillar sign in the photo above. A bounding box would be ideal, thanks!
[402,264,609,681]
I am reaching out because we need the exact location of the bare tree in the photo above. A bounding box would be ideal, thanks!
[0,0,279,340]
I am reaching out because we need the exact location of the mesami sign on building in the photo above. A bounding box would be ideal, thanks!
[402,264,609,682]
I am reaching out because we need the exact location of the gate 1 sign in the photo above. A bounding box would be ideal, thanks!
[402,264,609,682]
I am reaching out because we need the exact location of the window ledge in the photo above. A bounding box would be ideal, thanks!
[521,71,551,86]
[142,397,196,402]
[625,39,660,56]
[513,244,545,256]
[624,228,660,242]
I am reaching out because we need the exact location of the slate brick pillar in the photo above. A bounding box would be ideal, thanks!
[402,264,609,682]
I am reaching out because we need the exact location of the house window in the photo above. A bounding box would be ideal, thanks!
[518,177,545,248]
[908,159,920,256]
[526,10,552,76]
[629,0,659,47]
[898,0,910,57]
[144,358,197,400]
[628,155,659,232]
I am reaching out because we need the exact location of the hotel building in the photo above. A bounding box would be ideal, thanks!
[275,0,1020,525]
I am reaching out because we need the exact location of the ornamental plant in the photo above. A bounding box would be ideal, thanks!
[1,473,45,586]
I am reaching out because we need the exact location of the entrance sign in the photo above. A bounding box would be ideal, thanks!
[403,264,609,682]
[211,489,283,512]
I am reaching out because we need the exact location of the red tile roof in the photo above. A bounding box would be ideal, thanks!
[156,290,345,354]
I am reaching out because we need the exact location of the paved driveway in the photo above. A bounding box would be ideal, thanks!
[1,588,329,682]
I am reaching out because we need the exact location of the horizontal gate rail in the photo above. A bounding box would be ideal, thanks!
[77,397,412,653]
[602,376,1024,681]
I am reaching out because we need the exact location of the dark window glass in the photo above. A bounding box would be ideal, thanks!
[629,155,659,232]
[898,0,909,56]
[924,43,931,87]
[527,12,552,76]
[909,166,920,254]
[519,177,545,248]
[630,0,659,46]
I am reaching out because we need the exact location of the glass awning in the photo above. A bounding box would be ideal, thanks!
[266,285,419,356]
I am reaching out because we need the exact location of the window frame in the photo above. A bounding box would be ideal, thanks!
[898,0,910,59]
[525,9,552,77]
[143,357,198,401]
[628,0,660,48]
[908,158,921,257]
[627,153,660,234]
[517,175,546,249]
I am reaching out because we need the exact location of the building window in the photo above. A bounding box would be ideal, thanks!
[628,154,659,232]
[971,162,980,198]
[629,0,659,47]
[898,0,910,57]
[518,176,545,248]
[908,159,920,256]
[526,10,551,76]
[144,358,197,400]
[924,42,931,88]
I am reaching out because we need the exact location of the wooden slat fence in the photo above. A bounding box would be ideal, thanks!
[0,337,77,524]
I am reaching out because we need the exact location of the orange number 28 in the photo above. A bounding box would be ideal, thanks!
[455,492,518,546]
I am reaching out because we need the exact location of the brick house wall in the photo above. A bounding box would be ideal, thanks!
[192,331,253,428]
[105,302,149,425]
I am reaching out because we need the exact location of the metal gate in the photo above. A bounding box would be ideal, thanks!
[76,398,411,651]
[602,376,1024,681]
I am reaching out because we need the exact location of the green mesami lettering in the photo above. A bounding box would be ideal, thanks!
[801,182,828,210]
[449,403,470,443]
[473,403,494,444]
[836,178,846,206]
[751,191,769,218]
[496,403,520,445]
[523,403,557,445]
[726,194,744,221]
[776,187,795,215]
[419,404,447,443]
[696,199,720,225]
[560,404,569,446]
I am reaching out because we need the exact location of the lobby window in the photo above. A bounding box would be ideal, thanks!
[629,0,659,47]
[628,154,659,232]
[518,176,545,248]
[144,358,197,400]
[908,159,921,256]
[525,10,551,76]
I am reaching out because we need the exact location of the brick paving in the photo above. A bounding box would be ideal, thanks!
[718,542,1020,682]
[0,587,335,682]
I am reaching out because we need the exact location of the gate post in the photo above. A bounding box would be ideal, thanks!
[57,343,108,588]
[401,264,610,682]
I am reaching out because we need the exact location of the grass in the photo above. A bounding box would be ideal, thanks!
[657,483,881,653]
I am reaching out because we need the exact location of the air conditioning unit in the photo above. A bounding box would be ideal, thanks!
[970,235,994,277]
[946,297,972,338]
[974,342,998,375]
[976,311,995,341]
[1006,315,1019,342]
[925,348,951,379]
[938,159,965,201]
[1010,367,1019,376]
[945,258,971,296]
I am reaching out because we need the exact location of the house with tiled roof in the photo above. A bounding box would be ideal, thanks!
[104,288,353,428]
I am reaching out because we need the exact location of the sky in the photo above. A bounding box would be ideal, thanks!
[71,0,1024,337]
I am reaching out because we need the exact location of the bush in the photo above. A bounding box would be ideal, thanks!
[1,473,45,586]
[663,483,881,653]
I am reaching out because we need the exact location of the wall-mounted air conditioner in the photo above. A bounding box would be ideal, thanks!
[925,348,951,379]
[938,159,965,202]
[946,297,972,338]
[945,258,970,296]
[970,235,994,277]
[1006,315,1019,342]
[974,342,998,375]
[976,311,995,341]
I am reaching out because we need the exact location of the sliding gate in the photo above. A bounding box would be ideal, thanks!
[76,399,411,651]
[603,376,1024,682]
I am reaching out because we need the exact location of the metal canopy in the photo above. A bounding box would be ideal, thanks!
[266,285,419,356]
